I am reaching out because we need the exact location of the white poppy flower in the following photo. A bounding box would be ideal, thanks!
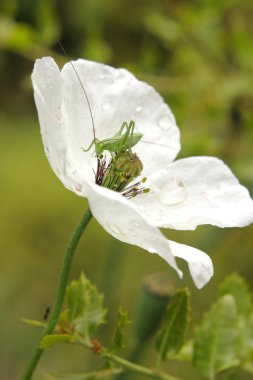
[31,57,253,289]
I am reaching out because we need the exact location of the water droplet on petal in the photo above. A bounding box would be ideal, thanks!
[159,178,186,206]
[66,160,77,175]
[102,103,111,111]
[136,106,142,113]
[55,111,62,123]
[71,184,82,193]
[148,247,156,254]
[100,74,105,79]
[107,222,123,235]
[157,115,172,130]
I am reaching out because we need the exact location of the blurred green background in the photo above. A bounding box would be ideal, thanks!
[1,0,253,379]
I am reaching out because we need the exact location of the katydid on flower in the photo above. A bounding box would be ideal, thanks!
[82,120,143,157]
[63,46,143,159]
[62,42,174,160]
[66,56,146,194]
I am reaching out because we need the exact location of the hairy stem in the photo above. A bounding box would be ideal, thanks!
[22,208,93,380]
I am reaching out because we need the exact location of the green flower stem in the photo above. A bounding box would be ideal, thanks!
[22,208,93,380]
[103,353,180,380]
[77,339,181,380]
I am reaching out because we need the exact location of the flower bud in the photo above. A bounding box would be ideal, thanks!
[113,151,143,179]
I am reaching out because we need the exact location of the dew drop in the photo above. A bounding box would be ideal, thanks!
[55,111,62,123]
[148,247,156,254]
[107,222,122,235]
[157,115,172,130]
[72,184,82,193]
[159,178,186,206]
[70,167,77,174]
[136,106,142,113]
[102,103,111,111]
[66,160,77,175]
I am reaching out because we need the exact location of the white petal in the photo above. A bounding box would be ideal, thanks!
[86,182,213,287]
[61,59,181,176]
[132,156,253,230]
[86,182,182,274]
[32,57,90,196]
[169,241,213,289]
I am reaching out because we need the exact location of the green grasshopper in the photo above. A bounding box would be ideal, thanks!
[82,120,143,157]
[60,43,172,159]
[63,49,143,158]
[59,43,164,196]
[59,42,175,161]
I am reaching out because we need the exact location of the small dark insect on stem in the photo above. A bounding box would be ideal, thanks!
[43,306,50,321]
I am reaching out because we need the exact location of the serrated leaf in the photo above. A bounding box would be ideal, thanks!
[66,273,107,340]
[218,274,252,316]
[193,294,239,378]
[40,334,73,349]
[110,307,130,352]
[55,309,72,334]
[46,368,122,379]
[156,288,190,361]
[219,274,253,359]
[169,340,193,361]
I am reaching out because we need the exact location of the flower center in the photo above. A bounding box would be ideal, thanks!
[95,151,150,198]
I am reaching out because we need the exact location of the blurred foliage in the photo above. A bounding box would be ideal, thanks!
[1,0,253,379]
[24,274,253,379]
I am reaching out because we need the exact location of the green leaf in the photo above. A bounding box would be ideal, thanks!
[218,274,252,316]
[169,340,193,361]
[156,288,190,361]
[110,307,130,352]
[40,334,74,349]
[193,295,239,378]
[66,273,107,340]
[22,318,46,328]
[56,309,72,334]
[218,274,253,359]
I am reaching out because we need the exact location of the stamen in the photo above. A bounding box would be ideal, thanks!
[95,152,149,199]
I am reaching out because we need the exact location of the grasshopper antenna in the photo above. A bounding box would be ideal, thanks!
[141,140,177,150]
[58,41,96,140]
